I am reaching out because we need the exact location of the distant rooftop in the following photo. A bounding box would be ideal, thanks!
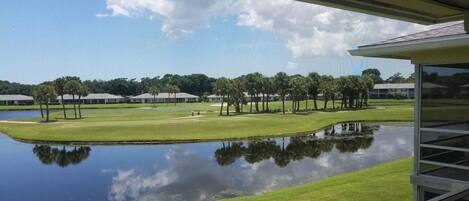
[0,94,33,101]
[62,93,124,100]
[132,93,198,99]
[374,83,414,89]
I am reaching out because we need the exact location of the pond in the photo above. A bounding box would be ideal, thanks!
[0,112,413,201]
[0,110,42,120]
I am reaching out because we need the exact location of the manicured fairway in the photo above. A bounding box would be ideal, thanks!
[0,99,413,143]
[222,157,413,201]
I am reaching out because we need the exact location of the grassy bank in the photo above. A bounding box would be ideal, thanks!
[0,99,413,143]
[222,157,413,201]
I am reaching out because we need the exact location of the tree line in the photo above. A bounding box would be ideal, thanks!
[214,72,375,115]
[1,69,413,97]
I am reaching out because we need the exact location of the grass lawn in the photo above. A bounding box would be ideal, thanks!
[222,157,413,201]
[0,99,413,143]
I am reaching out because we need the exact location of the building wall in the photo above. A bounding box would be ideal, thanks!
[0,100,34,105]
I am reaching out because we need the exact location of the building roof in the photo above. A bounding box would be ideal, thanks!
[349,22,469,59]
[368,23,466,47]
[132,92,199,99]
[374,83,414,89]
[299,0,467,25]
[61,93,124,100]
[0,94,34,101]
[422,83,447,89]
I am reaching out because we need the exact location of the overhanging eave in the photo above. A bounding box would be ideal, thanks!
[348,35,469,59]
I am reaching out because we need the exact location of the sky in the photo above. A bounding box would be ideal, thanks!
[0,0,432,84]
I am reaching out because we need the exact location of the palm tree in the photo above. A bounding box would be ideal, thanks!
[168,85,180,106]
[77,85,89,119]
[213,78,230,115]
[65,80,81,119]
[32,86,44,119]
[361,75,374,107]
[274,72,290,114]
[53,77,67,119]
[245,73,259,113]
[229,78,246,113]
[319,75,334,110]
[34,84,57,122]
[147,86,160,108]
[289,76,308,113]
[307,72,321,110]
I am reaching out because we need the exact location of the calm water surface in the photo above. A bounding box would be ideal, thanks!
[0,111,413,201]
[0,110,41,120]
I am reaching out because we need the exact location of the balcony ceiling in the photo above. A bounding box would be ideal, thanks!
[298,0,469,25]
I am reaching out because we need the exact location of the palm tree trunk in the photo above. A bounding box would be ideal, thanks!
[174,93,177,106]
[305,96,308,111]
[226,95,230,116]
[72,94,77,119]
[262,94,265,112]
[291,97,295,114]
[153,95,156,108]
[219,95,224,116]
[39,103,44,118]
[282,96,285,114]
[266,95,270,112]
[313,96,318,110]
[324,97,328,110]
[255,94,259,112]
[78,96,82,119]
[250,95,253,113]
[61,95,67,119]
[46,102,50,122]
[332,97,335,110]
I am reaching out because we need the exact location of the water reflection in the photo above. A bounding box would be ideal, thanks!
[0,122,412,201]
[32,145,91,167]
[214,123,377,167]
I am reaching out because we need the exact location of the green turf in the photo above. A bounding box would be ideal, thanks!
[0,99,413,143]
[221,157,413,201]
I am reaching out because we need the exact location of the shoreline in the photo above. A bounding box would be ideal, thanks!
[0,120,412,146]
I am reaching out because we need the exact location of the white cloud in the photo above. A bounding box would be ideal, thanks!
[287,61,298,69]
[99,0,428,56]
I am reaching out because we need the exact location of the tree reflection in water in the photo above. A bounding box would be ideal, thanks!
[32,145,91,167]
[214,123,379,167]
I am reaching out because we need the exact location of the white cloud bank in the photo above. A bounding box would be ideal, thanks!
[98,0,428,57]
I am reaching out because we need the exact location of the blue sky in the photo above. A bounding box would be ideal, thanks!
[0,0,422,84]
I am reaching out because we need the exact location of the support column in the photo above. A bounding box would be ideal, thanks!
[413,64,422,201]
[465,13,469,33]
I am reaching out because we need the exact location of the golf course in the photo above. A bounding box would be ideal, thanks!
[0,99,413,144]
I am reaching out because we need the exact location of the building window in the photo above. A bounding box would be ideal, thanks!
[419,64,469,182]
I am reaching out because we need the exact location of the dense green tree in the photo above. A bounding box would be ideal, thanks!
[386,72,406,83]
[362,68,383,84]
[0,80,32,95]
